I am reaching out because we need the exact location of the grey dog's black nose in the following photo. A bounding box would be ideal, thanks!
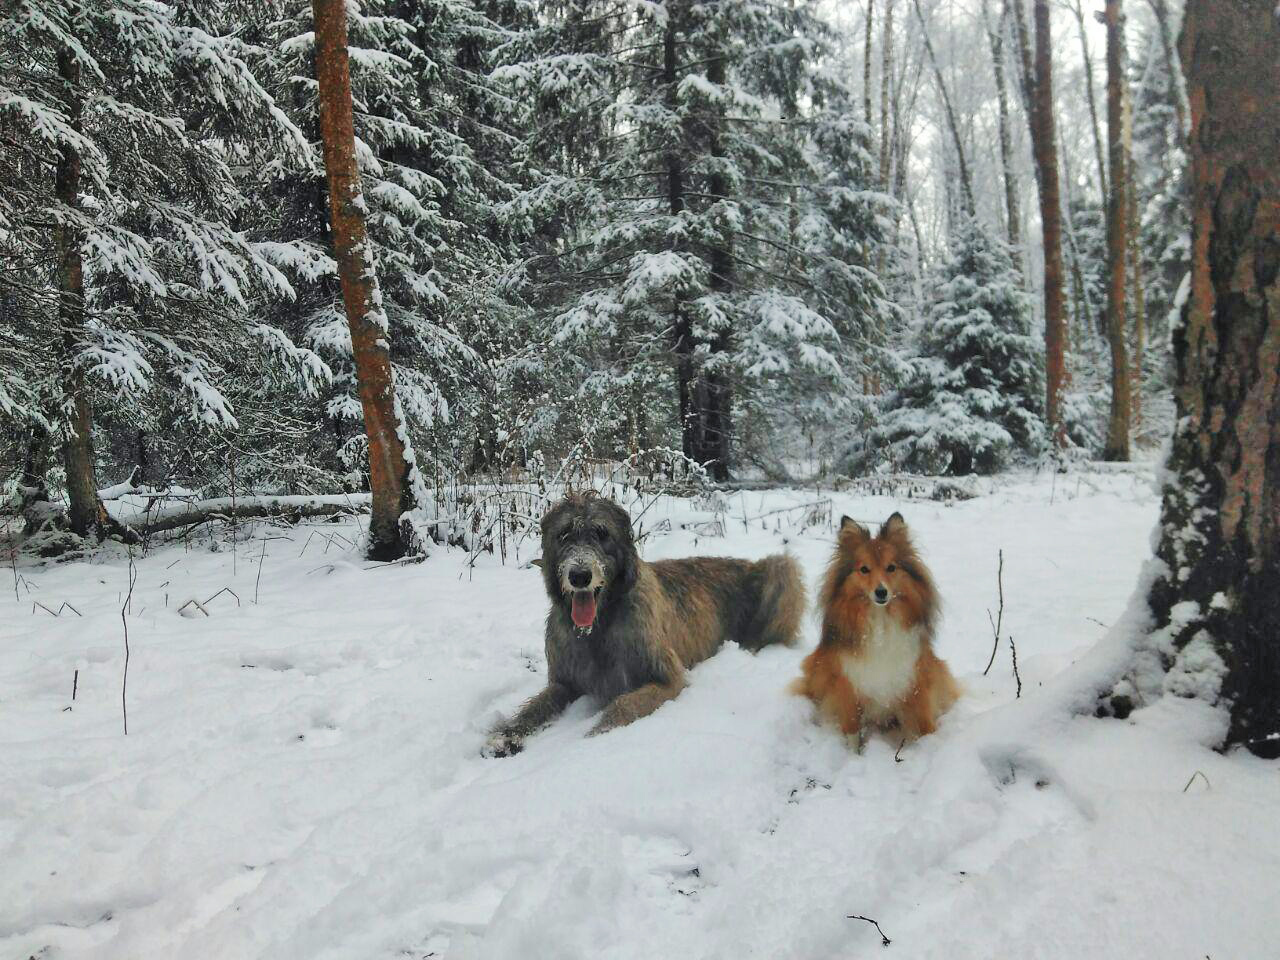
[874,586,889,601]
[568,567,592,589]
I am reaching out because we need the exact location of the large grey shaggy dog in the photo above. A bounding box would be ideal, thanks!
[484,491,805,757]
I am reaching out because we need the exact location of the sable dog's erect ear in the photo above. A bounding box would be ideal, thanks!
[880,512,907,537]
[840,515,870,540]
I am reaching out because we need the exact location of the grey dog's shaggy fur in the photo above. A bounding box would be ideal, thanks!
[484,491,805,756]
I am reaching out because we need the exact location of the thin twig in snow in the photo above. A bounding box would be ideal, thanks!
[847,914,892,947]
[122,550,137,735]
[1010,634,1022,698]
[1182,770,1211,793]
[254,539,267,604]
[983,549,1005,675]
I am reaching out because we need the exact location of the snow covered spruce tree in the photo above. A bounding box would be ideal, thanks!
[502,0,892,479]
[1108,0,1280,756]
[871,216,1046,475]
[0,1,327,539]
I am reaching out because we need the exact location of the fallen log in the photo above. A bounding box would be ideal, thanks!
[128,494,371,535]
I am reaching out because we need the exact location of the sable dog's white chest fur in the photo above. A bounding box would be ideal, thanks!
[840,613,922,718]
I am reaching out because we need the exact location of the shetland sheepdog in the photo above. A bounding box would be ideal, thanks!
[793,512,959,745]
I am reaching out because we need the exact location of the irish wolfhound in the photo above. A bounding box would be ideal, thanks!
[484,491,805,756]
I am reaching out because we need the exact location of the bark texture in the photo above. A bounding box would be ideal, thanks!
[55,48,112,539]
[1103,0,1131,460]
[311,0,412,559]
[1144,0,1280,756]
[1032,0,1068,442]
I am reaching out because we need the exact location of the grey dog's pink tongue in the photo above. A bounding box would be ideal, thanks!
[571,592,597,628]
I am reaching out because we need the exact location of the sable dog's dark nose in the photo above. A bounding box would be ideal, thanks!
[568,567,592,589]
[874,586,889,602]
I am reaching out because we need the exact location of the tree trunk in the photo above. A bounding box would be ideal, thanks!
[1031,0,1068,443]
[54,48,110,540]
[311,0,412,559]
[1145,0,1189,146]
[912,0,974,218]
[1102,0,1131,461]
[1138,0,1280,756]
[982,0,1021,250]
[1124,47,1146,432]
[665,0,700,463]
[702,44,733,481]
[878,0,894,192]
[1069,0,1109,211]
[863,0,875,128]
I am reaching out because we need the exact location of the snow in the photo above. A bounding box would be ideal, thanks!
[4,470,1278,959]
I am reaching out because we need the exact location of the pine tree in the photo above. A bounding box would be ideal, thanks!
[0,0,319,537]
[872,217,1045,475]
[504,0,893,479]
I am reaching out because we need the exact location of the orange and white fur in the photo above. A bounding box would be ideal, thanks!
[793,512,959,746]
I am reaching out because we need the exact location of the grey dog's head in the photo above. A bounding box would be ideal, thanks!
[539,492,638,631]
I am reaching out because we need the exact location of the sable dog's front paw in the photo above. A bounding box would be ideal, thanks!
[481,731,524,758]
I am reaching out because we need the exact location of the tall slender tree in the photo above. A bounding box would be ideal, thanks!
[981,0,1021,250]
[1029,0,1068,444]
[311,0,413,558]
[1102,0,1131,460]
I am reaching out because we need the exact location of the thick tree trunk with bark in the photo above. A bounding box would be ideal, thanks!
[982,0,1021,250]
[311,0,413,559]
[1031,0,1068,442]
[54,49,112,539]
[1103,0,1131,461]
[1140,0,1280,756]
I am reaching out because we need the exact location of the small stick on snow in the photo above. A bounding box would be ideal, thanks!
[847,914,892,947]
[1182,770,1211,793]
[254,539,267,604]
[983,549,1005,676]
[122,550,137,735]
[1010,634,1022,698]
[72,668,78,701]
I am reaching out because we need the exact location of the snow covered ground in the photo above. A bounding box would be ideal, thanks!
[4,469,1277,960]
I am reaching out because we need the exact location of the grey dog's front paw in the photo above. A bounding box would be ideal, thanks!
[481,731,524,758]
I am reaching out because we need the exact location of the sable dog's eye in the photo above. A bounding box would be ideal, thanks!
[886,564,896,573]
[860,565,870,574]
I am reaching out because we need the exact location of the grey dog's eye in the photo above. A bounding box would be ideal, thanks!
[593,524,609,539]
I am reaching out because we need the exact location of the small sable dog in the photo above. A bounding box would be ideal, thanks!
[484,491,805,756]
[793,512,958,745]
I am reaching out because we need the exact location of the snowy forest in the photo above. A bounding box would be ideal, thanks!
[2,0,1197,543]
[3,0,1278,958]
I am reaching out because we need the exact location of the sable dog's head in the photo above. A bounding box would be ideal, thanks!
[539,492,639,631]
[822,512,938,631]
